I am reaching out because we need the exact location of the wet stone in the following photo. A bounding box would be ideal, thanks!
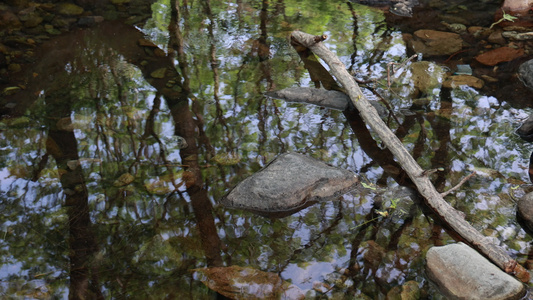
[442,74,484,89]
[518,58,533,90]
[56,3,84,16]
[516,112,533,141]
[406,29,463,57]
[468,26,491,39]
[23,15,43,28]
[8,64,21,73]
[502,31,533,40]
[410,61,445,94]
[0,10,22,28]
[488,30,507,45]
[265,87,350,110]
[517,192,533,233]
[150,68,167,79]
[426,242,525,300]
[220,152,358,217]
[265,87,387,117]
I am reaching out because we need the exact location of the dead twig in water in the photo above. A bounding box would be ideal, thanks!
[440,171,477,198]
[387,53,418,88]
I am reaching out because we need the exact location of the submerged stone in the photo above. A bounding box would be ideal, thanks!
[517,192,533,233]
[56,3,84,16]
[265,87,388,117]
[265,87,350,110]
[410,61,445,94]
[426,242,525,299]
[518,59,533,90]
[220,152,358,217]
[516,112,533,142]
[406,29,463,57]
[443,74,484,89]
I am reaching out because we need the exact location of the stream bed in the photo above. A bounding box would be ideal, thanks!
[1,0,533,298]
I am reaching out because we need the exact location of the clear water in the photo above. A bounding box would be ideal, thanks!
[0,0,532,298]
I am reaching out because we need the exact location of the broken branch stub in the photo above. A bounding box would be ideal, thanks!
[288,30,529,282]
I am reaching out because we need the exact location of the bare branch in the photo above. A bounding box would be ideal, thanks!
[289,30,529,282]
[440,171,477,198]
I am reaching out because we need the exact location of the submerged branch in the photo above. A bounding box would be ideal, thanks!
[440,171,477,198]
[289,30,529,282]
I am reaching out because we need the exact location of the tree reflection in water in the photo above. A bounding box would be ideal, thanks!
[0,0,531,298]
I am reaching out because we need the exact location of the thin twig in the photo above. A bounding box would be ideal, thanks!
[387,54,418,88]
[440,171,477,198]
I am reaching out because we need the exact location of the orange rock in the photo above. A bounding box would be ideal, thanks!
[474,47,524,66]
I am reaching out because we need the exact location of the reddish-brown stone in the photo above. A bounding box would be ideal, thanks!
[407,30,463,57]
[475,47,524,66]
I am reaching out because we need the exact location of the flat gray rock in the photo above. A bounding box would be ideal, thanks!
[426,242,525,300]
[265,87,350,110]
[220,152,358,217]
[265,87,388,117]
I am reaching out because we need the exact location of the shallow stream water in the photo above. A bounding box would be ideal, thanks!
[1,0,533,298]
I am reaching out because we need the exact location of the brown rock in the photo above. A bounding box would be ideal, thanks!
[468,26,490,39]
[468,26,482,34]
[443,75,484,89]
[480,74,498,83]
[475,47,524,66]
[407,30,463,57]
[0,10,21,28]
[487,30,507,44]
[24,15,43,28]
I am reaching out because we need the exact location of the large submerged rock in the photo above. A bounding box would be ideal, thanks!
[426,242,525,299]
[220,152,358,217]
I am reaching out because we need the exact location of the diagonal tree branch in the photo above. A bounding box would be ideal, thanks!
[289,30,529,282]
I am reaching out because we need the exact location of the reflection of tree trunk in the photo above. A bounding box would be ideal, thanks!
[255,0,277,160]
[203,0,234,152]
[169,1,190,93]
[167,3,225,267]
[167,98,224,267]
[13,18,224,270]
[428,88,452,192]
[95,20,224,267]
[45,94,102,300]
[346,2,359,72]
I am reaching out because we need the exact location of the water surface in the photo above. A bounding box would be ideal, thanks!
[1,0,532,298]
